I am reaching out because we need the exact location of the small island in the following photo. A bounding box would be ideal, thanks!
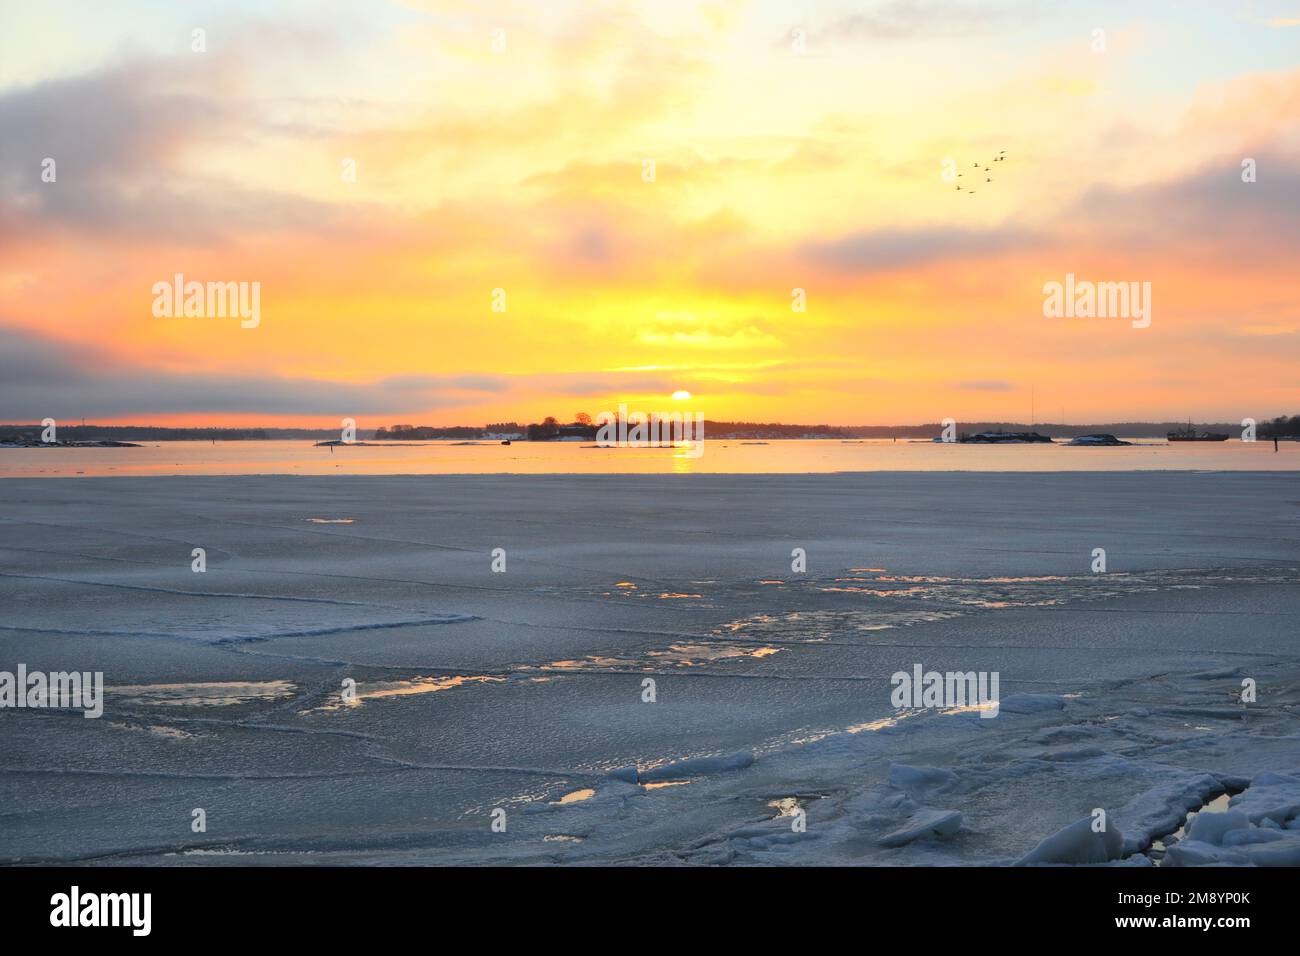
[0,438,141,448]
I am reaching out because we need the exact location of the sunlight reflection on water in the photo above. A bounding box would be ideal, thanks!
[3,438,1292,477]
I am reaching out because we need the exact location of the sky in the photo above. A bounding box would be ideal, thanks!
[1,0,1298,427]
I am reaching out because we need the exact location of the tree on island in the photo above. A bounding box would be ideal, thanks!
[1260,415,1300,438]
[526,416,561,441]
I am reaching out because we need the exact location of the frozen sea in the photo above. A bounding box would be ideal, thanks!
[2,436,1297,477]
[1,471,1299,865]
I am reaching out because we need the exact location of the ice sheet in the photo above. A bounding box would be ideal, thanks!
[1,472,1297,865]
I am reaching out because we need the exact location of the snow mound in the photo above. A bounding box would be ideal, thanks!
[1186,809,1248,844]
[1230,770,1300,827]
[878,809,962,847]
[888,765,956,794]
[1015,816,1124,865]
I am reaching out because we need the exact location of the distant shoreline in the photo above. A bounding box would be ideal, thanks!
[0,439,141,448]
[0,421,1271,443]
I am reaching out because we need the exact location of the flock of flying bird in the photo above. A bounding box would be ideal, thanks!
[956,149,1007,195]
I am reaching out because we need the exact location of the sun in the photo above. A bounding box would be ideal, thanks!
[671,390,692,401]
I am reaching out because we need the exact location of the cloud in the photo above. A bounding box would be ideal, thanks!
[801,224,1039,273]
[1066,155,1300,258]
[510,371,677,397]
[0,57,345,243]
[795,0,1042,43]
[0,327,713,419]
[956,380,1013,391]
[379,374,509,392]
[0,326,485,419]
[799,147,1300,281]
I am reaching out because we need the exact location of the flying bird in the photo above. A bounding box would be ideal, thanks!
[952,152,1009,197]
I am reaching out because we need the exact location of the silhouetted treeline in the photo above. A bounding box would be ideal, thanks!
[524,417,598,440]
[5,418,1292,443]
[1259,416,1300,438]
[374,424,485,439]
[0,425,270,441]
[838,421,1247,439]
[519,417,841,440]
[707,420,847,438]
[424,417,1296,441]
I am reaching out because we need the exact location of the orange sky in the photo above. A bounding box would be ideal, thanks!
[2,1,1298,427]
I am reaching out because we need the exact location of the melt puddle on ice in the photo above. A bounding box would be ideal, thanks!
[784,703,994,751]
[107,721,199,740]
[821,566,1299,608]
[719,608,964,641]
[108,680,296,707]
[600,582,707,599]
[717,566,1300,644]
[818,571,1074,607]
[768,797,803,817]
[1144,772,1300,866]
[846,712,917,734]
[536,642,781,672]
[309,674,506,713]
[784,709,927,747]
[649,643,780,663]
[1148,792,1233,857]
[577,581,716,605]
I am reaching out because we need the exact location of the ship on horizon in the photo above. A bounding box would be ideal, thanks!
[1168,421,1229,442]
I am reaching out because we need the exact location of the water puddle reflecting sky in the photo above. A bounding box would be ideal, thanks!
[108,680,296,707]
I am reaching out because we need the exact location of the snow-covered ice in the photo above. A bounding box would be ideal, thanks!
[1,472,1297,865]
[1161,770,1300,866]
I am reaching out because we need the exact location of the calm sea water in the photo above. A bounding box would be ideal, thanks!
[1,438,1295,477]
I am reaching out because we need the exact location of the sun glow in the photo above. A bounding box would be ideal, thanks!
[0,1,1296,427]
